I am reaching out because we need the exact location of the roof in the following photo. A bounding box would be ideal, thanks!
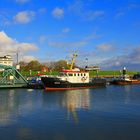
[61,69,88,73]
[0,55,12,59]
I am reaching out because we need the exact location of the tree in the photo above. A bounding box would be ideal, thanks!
[50,60,68,71]
[24,60,42,71]
[19,61,27,71]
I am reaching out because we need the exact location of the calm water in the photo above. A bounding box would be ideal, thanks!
[0,85,140,140]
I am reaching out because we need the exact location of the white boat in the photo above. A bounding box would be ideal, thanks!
[41,53,106,91]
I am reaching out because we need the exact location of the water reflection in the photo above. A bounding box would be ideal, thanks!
[63,89,90,110]
[0,86,140,140]
[0,89,43,126]
[0,90,16,126]
[123,85,131,93]
[0,86,140,126]
[62,89,90,123]
[0,89,91,126]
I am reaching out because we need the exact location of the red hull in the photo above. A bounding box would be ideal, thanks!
[45,86,97,91]
[112,80,140,85]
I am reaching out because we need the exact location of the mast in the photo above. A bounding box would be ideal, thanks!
[70,52,78,70]
[16,52,19,64]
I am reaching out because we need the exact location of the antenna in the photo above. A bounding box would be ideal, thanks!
[16,50,20,71]
[16,52,19,64]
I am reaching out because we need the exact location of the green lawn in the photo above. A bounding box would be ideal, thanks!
[89,70,137,77]
[19,70,138,78]
[20,71,59,77]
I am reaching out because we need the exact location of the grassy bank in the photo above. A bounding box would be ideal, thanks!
[20,71,59,77]
[19,70,138,78]
[89,70,138,77]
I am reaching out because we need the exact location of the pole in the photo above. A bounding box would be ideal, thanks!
[17,52,19,64]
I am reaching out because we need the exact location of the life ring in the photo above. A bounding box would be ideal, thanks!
[81,77,87,82]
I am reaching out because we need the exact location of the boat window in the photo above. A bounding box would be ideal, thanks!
[74,73,76,76]
[78,73,79,76]
[81,73,83,76]
[68,73,73,76]
[84,73,86,76]
[60,73,66,76]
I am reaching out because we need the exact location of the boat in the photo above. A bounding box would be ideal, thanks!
[41,53,106,91]
[133,73,140,80]
[27,76,44,89]
[111,67,140,85]
[111,77,140,85]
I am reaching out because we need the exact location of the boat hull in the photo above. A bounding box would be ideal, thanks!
[111,79,140,85]
[41,77,106,91]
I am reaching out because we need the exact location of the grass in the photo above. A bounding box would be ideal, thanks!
[19,70,138,78]
[89,70,137,77]
[0,70,138,78]
[20,71,59,77]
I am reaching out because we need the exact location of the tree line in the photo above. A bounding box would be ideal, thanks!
[19,60,69,72]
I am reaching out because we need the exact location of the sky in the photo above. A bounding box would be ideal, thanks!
[0,0,140,70]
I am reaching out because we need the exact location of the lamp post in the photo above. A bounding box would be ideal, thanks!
[29,70,32,76]
[85,58,88,68]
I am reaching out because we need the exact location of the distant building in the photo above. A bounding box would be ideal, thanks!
[41,66,49,72]
[85,66,100,71]
[0,55,13,66]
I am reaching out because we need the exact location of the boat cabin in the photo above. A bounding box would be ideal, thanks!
[59,69,89,83]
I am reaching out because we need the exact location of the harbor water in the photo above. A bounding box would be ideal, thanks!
[0,85,140,140]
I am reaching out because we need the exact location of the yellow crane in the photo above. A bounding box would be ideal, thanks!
[69,52,78,70]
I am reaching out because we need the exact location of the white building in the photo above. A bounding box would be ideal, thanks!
[0,55,13,66]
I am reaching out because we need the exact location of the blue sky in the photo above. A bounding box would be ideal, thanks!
[0,0,140,70]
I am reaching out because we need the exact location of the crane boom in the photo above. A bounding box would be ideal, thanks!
[69,52,78,70]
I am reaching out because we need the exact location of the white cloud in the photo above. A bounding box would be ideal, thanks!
[52,7,64,19]
[85,11,105,21]
[100,46,140,70]
[96,44,114,52]
[0,31,13,44]
[16,0,30,4]
[39,35,47,44]
[48,40,87,48]
[84,32,100,41]
[68,0,84,15]
[127,3,140,10]
[69,1,105,20]
[22,55,37,63]
[115,3,140,19]
[0,17,11,26]
[47,32,99,48]
[38,8,47,14]
[16,43,38,52]
[128,47,140,63]
[13,11,35,24]
[62,28,70,33]
[115,12,125,19]
[0,31,38,55]
[0,10,11,27]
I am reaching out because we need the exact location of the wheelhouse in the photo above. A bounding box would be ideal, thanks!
[59,69,89,83]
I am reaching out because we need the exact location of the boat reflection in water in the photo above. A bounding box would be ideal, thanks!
[0,89,91,126]
[0,90,16,126]
[62,89,90,123]
[0,86,140,140]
